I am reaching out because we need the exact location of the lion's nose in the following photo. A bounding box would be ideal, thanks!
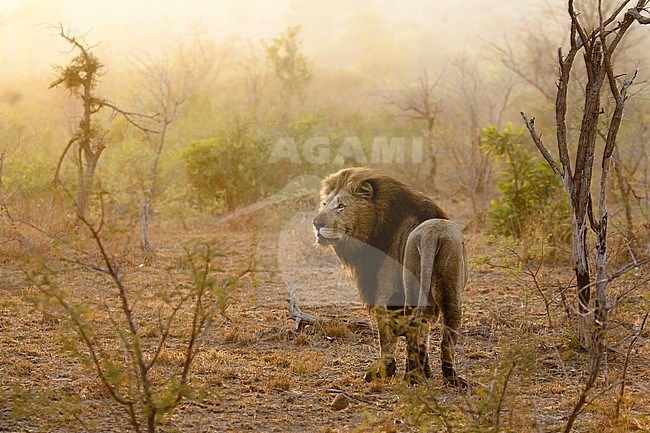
[313,216,325,230]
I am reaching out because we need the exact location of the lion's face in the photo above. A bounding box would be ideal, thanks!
[312,184,376,246]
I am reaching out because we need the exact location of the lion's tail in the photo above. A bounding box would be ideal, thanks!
[402,220,439,313]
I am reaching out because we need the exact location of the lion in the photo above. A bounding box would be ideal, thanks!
[312,167,467,386]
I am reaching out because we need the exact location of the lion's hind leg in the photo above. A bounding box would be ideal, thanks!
[403,222,439,385]
[439,290,466,387]
[432,221,468,388]
[410,219,468,387]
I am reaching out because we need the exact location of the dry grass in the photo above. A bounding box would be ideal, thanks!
[0,213,649,433]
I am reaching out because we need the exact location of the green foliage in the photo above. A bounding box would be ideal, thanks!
[182,123,272,210]
[2,150,57,199]
[265,25,312,105]
[482,123,570,259]
[287,114,321,143]
[96,137,150,203]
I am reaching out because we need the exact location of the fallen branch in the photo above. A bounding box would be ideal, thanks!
[326,388,378,405]
[287,285,375,336]
[287,288,320,331]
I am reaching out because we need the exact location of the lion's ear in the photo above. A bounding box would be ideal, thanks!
[357,181,374,200]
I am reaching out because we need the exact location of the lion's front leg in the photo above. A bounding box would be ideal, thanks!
[364,307,397,382]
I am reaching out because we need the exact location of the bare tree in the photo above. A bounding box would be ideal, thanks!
[133,39,226,252]
[50,25,152,217]
[384,70,443,190]
[447,56,517,229]
[452,56,516,137]
[239,39,269,122]
[134,54,191,252]
[491,26,559,102]
[495,1,650,257]
[520,0,649,380]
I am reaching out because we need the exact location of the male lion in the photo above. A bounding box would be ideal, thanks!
[312,167,467,386]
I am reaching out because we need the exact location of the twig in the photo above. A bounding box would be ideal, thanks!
[495,361,516,428]
[99,98,159,134]
[521,111,562,178]
[145,292,191,372]
[615,310,649,417]
[415,386,455,433]
[53,136,79,183]
[326,389,378,406]
[498,248,571,379]
[74,203,157,432]
[578,256,650,293]
[563,323,607,433]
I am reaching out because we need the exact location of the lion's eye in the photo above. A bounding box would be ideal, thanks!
[336,203,346,211]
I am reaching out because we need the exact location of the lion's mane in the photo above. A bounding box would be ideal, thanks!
[319,167,447,306]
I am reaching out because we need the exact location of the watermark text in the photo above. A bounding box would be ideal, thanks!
[269,136,425,165]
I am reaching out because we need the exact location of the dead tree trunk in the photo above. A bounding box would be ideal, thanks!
[50,27,105,217]
[140,121,167,253]
[521,0,649,350]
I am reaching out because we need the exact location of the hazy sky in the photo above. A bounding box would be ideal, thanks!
[1,0,545,81]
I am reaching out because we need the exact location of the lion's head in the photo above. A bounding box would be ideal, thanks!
[312,168,380,246]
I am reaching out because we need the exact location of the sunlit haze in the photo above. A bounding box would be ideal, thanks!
[1,0,544,80]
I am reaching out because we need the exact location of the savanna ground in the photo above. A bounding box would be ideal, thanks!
[0,195,648,433]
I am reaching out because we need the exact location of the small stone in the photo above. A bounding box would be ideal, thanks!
[331,393,350,410]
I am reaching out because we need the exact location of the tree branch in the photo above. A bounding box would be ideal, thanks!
[627,5,650,23]
[568,0,591,53]
[521,111,562,177]
[53,136,79,183]
[98,98,159,134]
[555,46,578,182]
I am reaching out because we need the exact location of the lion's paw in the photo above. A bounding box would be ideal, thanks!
[442,362,468,388]
[405,359,431,386]
[443,375,468,388]
[363,360,396,382]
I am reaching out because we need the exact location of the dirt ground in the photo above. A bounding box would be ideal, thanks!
[1,202,649,433]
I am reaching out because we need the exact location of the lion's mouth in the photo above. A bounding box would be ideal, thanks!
[316,227,343,244]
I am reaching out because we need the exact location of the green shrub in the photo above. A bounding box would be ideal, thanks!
[482,123,570,257]
[182,125,270,210]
